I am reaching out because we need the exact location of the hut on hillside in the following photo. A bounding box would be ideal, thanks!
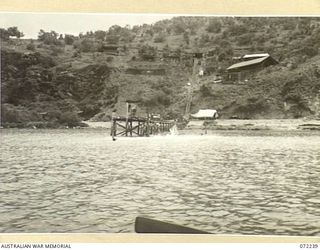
[191,109,218,120]
[226,54,278,83]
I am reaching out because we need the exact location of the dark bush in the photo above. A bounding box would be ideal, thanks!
[7,27,24,38]
[0,28,10,40]
[227,24,248,36]
[79,39,95,52]
[138,45,157,60]
[2,103,39,123]
[59,111,81,127]
[38,30,62,46]
[206,20,222,33]
[106,56,114,62]
[50,45,64,56]
[200,85,212,97]
[156,92,171,106]
[64,34,75,45]
[237,34,253,46]
[153,33,166,43]
[26,42,36,51]
[172,19,187,35]
[235,98,270,118]
[94,30,107,41]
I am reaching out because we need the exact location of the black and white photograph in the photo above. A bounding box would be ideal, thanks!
[1,12,320,236]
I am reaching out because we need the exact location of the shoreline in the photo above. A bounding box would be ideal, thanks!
[2,119,320,132]
[83,119,320,131]
[185,119,320,131]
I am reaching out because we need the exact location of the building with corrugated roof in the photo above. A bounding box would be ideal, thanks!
[191,109,218,120]
[226,54,278,83]
[242,53,270,60]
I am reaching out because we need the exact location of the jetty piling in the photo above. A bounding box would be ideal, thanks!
[111,116,173,137]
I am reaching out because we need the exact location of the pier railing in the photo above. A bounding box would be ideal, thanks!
[111,116,173,137]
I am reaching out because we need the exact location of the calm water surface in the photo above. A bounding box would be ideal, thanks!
[1,129,320,235]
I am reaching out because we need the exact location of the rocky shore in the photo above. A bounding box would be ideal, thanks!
[3,119,320,131]
[185,119,320,131]
[82,119,320,132]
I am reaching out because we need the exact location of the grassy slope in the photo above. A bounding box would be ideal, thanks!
[1,17,320,127]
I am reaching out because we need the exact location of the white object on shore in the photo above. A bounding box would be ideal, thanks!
[169,124,179,135]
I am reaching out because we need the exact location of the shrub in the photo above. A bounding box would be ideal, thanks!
[106,56,114,62]
[94,30,107,41]
[79,39,94,52]
[50,45,64,56]
[26,42,36,51]
[1,27,24,40]
[183,32,190,44]
[227,24,248,36]
[0,28,10,40]
[235,98,270,118]
[7,27,24,38]
[200,85,212,97]
[156,92,171,106]
[59,111,81,127]
[38,30,62,46]
[64,34,75,45]
[199,34,210,46]
[153,33,166,43]
[2,104,39,124]
[237,34,253,46]
[206,20,222,33]
[172,20,186,35]
[138,45,157,60]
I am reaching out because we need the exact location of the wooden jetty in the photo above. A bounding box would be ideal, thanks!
[111,116,173,137]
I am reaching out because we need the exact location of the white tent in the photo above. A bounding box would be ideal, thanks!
[191,109,218,119]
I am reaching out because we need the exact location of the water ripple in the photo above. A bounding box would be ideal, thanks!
[1,129,320,235]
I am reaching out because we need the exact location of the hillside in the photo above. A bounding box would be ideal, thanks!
[1,17,320,128]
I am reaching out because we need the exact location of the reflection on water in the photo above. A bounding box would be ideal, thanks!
[1,129,320,235]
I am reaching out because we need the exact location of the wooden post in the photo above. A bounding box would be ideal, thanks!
[146,110,150,137]
[111,119,117,140]
[125,102,129,136]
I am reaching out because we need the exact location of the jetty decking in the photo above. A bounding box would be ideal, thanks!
[111,116,173,137]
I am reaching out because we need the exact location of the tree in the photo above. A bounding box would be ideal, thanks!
[7,27,24,38]
[206,19,222,33]
[38,30,62,45]
[79,38,94,52]
[171,18,187,35]
[227,24,248,36]
[0,28,10,40]
[199,34,210,46]
[153,33,166,43]
[237,33,253,46]
[162,44,170,58]
[85,31,94,37]
[0,27,24,40]
[64,34,76,45]
[59,111,81,127]
[138,45,157,60]
[108,25,122,35]
[94,30,107,41]
[183,32,190,45]
[26,41,36,51]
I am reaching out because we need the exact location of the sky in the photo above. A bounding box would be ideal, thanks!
[0,12,176,39]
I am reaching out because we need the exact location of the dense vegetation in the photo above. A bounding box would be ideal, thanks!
[1,17,320,127]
